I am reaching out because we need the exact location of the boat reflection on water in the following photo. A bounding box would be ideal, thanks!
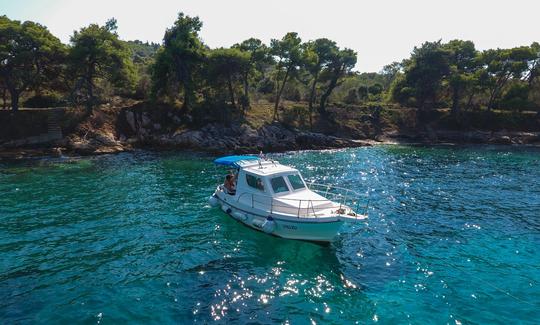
[184,221,376,322]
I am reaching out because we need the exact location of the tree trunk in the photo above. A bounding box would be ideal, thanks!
[182,86,190,111]
[528,61,538,86]
[86,79,94,114]
[465,91,475,111]
[10,89,19,112]
[174,57,190,112]
[308,70,319,130]
[2,88,6,110]
[319,69,341,117]
[487,74,510,111]
[182,64,194,113]
[243,71,250,110]
[451,86,460,117]
[85,64,95,114]
[227,74,236,108]
[487,89,497,111]
[273,66,290,121]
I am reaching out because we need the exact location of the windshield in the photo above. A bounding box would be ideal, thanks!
[246,173,265,191]
[271,176,289,193]
[287,174,305,190]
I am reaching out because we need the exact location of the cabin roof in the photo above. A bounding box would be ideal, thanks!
[241,160,298,176]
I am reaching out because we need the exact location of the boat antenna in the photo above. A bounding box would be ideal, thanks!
[258,151,265,168]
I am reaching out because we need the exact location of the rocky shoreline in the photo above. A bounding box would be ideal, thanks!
[63,120,373,156]
[1,107,540,160]
[0,115,374,160]
[2,129,539,160]
[384,129,540,145]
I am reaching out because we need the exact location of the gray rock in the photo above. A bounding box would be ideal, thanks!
[141,113,151,127]
[125,111,137,132]
[172,115,182,124]
[488,135,512,144]
[93,133,119,146]
[515,132,540,144]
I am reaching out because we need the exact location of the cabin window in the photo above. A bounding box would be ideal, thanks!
[288,174,306,190]
[271,176,289,193]
[246,174,265,191]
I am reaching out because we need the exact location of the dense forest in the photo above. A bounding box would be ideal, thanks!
[1,13,539,127]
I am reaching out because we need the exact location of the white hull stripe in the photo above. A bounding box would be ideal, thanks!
[215,196,340,224]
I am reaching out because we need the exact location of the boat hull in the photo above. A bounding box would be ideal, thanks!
[212,194,344,242]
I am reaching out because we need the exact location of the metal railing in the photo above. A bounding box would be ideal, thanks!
[224,183,369,219]
[307,182,369,213]
[307,182,369,217]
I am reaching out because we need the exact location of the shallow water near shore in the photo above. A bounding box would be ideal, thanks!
[1,145,539,324]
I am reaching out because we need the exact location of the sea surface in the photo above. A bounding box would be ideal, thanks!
[1,145,539,324]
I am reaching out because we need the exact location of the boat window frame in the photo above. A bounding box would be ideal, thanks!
[270,175,290,194]
[245,172,266,192]
[286,173,307,191]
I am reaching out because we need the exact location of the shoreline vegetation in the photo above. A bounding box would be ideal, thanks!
[1,13,539,159]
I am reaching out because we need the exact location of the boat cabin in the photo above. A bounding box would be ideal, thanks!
[215,156,307,195]
[214,156,336,216]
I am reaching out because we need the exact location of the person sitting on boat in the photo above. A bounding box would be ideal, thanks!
[224,174,236,195]
[256,178,264,191]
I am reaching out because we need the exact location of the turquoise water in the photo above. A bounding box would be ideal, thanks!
[1,146,539,324]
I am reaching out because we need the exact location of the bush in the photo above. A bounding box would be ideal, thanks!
[257,77,274,94]
[283,86,301,101]
[344,89,358,104]
[368,83,383,95]
[500,83,531,111]
[23,93,66,108]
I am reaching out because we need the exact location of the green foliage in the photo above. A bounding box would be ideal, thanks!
[396,41,450,109]
[232,38,270,109]
[282,82,302,101]
[302,38,339,118]
[443,40,478,115]
[368,83,383,95]
[343,88,358,104]
[69,18,135,110]
[151,13,205,110]
[23,92,66,108]
[391,39,540,115]
[126,40,160,63]
[0,15,66,110]
[390,74,415,106]
[270,32,303,119]
[381,62,402,88]
[3,11,539,133]
[331,73,387,104]
[206,47,250,109]
[257,77,274,94]
[318,47,357,114]
[125,41,160,99]
[500,83,531,110]
[235,38,269,66]
[481,46,537,110]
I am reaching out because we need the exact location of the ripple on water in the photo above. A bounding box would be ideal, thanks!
[1,146,539,323]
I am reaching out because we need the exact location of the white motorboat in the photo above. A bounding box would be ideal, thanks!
[208,155,368,242]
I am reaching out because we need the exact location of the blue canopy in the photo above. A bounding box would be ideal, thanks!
[214,155,259,167]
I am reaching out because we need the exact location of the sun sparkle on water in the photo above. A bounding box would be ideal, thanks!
[0,146,539,323]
